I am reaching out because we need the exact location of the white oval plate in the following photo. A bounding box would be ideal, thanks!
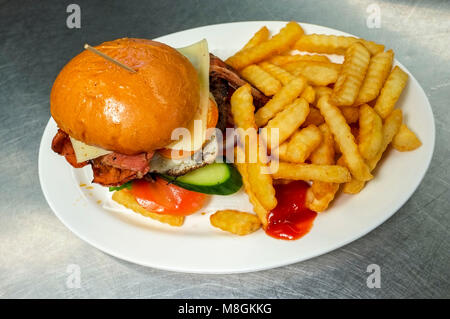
[39,21,435,274]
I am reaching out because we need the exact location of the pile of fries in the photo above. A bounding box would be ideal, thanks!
[213,21,421,236]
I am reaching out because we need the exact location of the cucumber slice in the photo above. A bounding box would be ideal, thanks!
[160,163,242,195]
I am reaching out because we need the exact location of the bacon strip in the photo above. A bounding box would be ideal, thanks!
[51,129,89,168]
[209,54,269,107]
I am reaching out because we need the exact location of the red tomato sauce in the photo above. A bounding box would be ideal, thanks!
[266,181,317,240]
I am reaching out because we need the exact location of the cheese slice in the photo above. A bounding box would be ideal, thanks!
[70,137,112,163]
[165,39,210,151]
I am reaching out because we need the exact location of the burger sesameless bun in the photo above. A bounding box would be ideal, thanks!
[50,38,200,155]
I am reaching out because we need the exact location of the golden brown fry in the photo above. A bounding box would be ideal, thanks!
[308,123,339,210]
[242,26,270,50]
[210,210,261,235]
[358,104,383,160]
[112,190,184,226]
[241,64,282,96]
[374,66,409,119]
[317,95,372,181]
[331,42,371,106]
[312,86,333,106]
[261,98,309,149]
[354,50,394,105]
[286,125,322,163]
[294,34,384,55]
[392,124,422,151]
[300,85,316,104]
[255,77,307,127]
[302,106,325,127]
[343,109,403,193]
[272,162,351,183]
[226,21,304,69]
[234,159,268,227]
[259,61,296,85]
[231,85,277,212]
[282,61,340,86]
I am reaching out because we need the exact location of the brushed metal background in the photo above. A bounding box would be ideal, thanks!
[0,0,448,298]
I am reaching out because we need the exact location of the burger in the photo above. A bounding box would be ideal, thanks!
[50,38,268,217]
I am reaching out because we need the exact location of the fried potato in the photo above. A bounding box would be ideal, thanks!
[282,61,340,86]
[312,86,333,106]
[286,125,322,163]
[261,98,309,150]
[259,61,296,85]
[302,106,325,127]
[112,190,184,226]
[294,34,385,55]
[358,104,383,160]
[306,183,339,212]
[272,142,289,162]
[354,50,394,105]
[343,109,403,193]
[331,42,371,106]
[308,123,339,209]
[374,66,409,119]
[392,123,422,152]
[317,95,372,181]
[340,105,359,124]
[300,85,316,104]
[255,77,307,127]
[272,162,351,183]
[234,159,268,227]
[231,85,277,212]
[268,54,330,65]
[241,64,282,96]
[210,210,261,235]
[226,21,304,69]
[242,26,270,50]
[230,84,257,130]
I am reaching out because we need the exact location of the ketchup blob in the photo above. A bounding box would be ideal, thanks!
[266,181,317,240]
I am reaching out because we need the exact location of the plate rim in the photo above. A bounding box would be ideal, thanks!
[39,21,436,274]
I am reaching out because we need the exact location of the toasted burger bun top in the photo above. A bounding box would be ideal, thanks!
[51,38,200,154]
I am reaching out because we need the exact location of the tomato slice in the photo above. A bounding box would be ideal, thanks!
[130,178,207,216]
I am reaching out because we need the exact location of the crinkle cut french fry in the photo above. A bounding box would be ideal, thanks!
[308,123,339,210]
[231,85,277,212]
[255,77,307,127]
[261,98,309,150]
[300,85,315,104]
[112,190,184,226]
[392,124,422,151]
[374,66,408,119]
[286,125,322,163]
[226,21,304,69]
[210,210,261,235]
[272,162,351,183]
[294,34,384,55]
[331,42,371,106]
[354,50,394,105]
[343,109,403,193]
[358,104,383,160]
[282,61,340,86]
[317,95,372,181]
[241,64,282,96]
[259,61,296,85]
[234,159,268,227]
[242,26,270,50]
[340,105,359,124]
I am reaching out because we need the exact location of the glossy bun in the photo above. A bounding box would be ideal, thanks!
[50,38,200,154]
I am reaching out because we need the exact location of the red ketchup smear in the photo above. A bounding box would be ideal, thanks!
[266,181,317,240]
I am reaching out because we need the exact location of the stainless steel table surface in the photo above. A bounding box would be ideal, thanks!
[0,0,449,299]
